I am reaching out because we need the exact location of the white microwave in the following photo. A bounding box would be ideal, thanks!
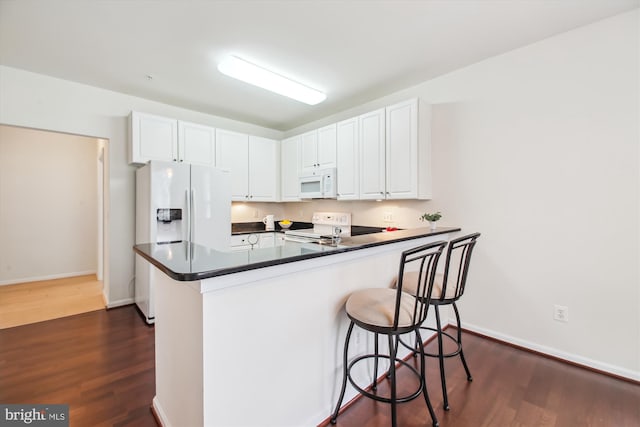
[299,168,337,199]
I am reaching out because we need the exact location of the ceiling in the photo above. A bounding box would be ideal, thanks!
[1,1,637,131]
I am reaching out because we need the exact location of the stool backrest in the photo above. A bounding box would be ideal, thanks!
[439,232,481,302]
[394,240,447,331]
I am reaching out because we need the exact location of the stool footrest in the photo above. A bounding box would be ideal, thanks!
[347,354,423,404]
[396,326,464,358]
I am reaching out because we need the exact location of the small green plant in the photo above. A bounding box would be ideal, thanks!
[420,211,442,222]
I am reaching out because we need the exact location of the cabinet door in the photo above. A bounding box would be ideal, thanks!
[299,130,318,174]
[130,112,178,164]
[359,108,386,200]
[248,136,279,202]
[274,232,286,247]
[336,118,359,200]
[281,136,300,201]
[178,121,216,167]
[215,129,249,201]
[258,233,275,248]
[317,124,337,169]
[386,99,418,199]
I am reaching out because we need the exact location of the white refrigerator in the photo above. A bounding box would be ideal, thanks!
[135,160,231,324]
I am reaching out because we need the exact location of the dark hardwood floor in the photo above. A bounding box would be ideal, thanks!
[1,305,638,427]
[327,329,640,427]
[0,306,156,427]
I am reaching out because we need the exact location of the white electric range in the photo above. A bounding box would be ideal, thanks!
[284,212,351,244]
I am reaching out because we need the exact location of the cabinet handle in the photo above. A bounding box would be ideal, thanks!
[173,158,177,162]
[380,191,384,195]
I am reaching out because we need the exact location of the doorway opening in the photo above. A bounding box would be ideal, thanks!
[0,124,109,328]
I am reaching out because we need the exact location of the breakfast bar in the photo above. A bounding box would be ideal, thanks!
[134,227,460,427]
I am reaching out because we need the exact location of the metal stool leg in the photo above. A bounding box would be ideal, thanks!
[452,302,472,381]
[330,321,355,424]
[416,327,439,427]
[388,333,397,427]
[434,305,449,410]
[372,333,379,391]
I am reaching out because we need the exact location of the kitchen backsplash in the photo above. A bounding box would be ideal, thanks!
[231,202,287,223]
[232,200,440,229]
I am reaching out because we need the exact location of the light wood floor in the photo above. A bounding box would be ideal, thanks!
[0,274,105,329]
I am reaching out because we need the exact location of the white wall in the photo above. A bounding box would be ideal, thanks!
[0,125,98,284]
[285,10,640,379]
[0,67,283,306]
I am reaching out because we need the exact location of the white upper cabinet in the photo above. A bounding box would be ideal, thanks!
[358,99,429,200]
[130,112,178,164]
[317,124,337,169]
[130,112,215,166]
[299,130,318,173]
[336,117,359,200]
[216,129,278,202]
[248,136,279,202]
[359,108,386,200]
[386,98,418,199]
[178,121,216,167]
[216,129,249,201]
[281,136,300,201]
[299,124,337,174]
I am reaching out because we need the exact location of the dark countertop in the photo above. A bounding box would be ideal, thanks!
[231,221,312,234]
[232,222,391,236]
[134,226,461,282]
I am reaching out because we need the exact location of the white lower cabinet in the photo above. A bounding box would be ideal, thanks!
[258,233,275,248]
[230,233,277,251]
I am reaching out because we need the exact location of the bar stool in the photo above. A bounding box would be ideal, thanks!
[330,240,447,427]
[395,232,481,411]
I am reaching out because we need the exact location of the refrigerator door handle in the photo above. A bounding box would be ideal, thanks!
[191,188,196,244]
[185,188,191,243]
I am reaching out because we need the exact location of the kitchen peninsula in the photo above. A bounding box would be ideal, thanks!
[134,227,460,427]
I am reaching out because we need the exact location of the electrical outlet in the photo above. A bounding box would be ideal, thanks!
[383,212,393,222]
[254,209,259,218]
[554,305,569,322]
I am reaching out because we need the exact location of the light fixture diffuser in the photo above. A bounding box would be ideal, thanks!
[218,56,326,105]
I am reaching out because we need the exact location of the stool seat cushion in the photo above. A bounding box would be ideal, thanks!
[396,271,457,300]
[346,288,417,328]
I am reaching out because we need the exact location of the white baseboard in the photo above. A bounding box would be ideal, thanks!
[152,396,169,427]
[106,297,134,309]
[0,270,97,286]
[460,320,640,382]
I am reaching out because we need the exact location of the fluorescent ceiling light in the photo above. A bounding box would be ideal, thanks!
[218,56,326,105]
